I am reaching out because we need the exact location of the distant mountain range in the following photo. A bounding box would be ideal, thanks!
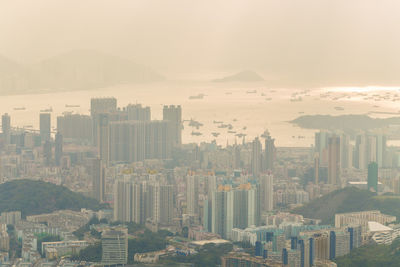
[212,70,264,82]
[0,50,165,95]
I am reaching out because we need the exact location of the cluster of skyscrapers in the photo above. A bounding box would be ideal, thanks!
[314,130,386,190]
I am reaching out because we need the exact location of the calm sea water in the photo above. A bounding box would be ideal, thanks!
[1,81,398,147]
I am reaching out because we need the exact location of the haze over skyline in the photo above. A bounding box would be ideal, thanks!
[0,0,399,86]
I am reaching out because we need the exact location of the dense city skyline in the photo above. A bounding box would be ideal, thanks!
[0,1,399,267]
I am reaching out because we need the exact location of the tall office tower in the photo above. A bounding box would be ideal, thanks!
[367,162,378,192]
[91,97,117,145]
[251,137,262,178]
[264,135,275,171]
[109,121,146,163]
[91,158,105,202]
[57,114,92,143]
[97,114,110,165]
[126,104,151,121]
[145,120,172,159]
[163,105,182,146]
[43,141,52,166]
[314,154,320,184]
[186,175,199,215]
[1,113,10,145]
[54,132,63,166]
[152,183,174,225]
[101,230,128,265]
[260,173,274,212]
[328,136,340,186]
[375,134,387,167]
[40,113,51,143]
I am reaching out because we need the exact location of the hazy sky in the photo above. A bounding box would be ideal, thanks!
[0,0,399,86]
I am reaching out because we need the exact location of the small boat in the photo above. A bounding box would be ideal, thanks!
[211,132,220,137]
[189,94,205,100]
[246,90,257,94]
[334,106,344,111]
[14,107,26,111]
[40,107,53,112]
[228,130,236,134]
[65,104,80,108]
[191,131,202,136]
[189,119,203,127]
[290,97,302,102]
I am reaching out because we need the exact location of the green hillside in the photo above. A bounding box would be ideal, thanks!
[335,238,400,267]
[292,187,400,224]
[0,179,103,217]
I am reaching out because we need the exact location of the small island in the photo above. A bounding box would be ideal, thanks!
[291,114,400,131]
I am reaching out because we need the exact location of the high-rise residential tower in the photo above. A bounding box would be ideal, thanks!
[55,132,63,166]
[251,137,262,178]
[91,158,105,202]
[260,173,274,212]
[91,97,117,145]
[163,105,182,146]
[97,113,110,165]
[367,162,378,192]
[126,104,151,121]
[40,113,51,143]
[186,175,199,216]
[328,136,340,186]
[1,113,10,145]
[264,135,275,171]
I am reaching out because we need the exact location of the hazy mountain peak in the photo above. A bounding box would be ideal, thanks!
[212,70,264,82]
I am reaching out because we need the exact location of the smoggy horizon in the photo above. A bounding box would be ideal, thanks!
[0,0,399,87]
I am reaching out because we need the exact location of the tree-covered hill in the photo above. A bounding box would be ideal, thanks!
[0,179,103,217]
[292,187,400,224]
[335,238,400,267]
